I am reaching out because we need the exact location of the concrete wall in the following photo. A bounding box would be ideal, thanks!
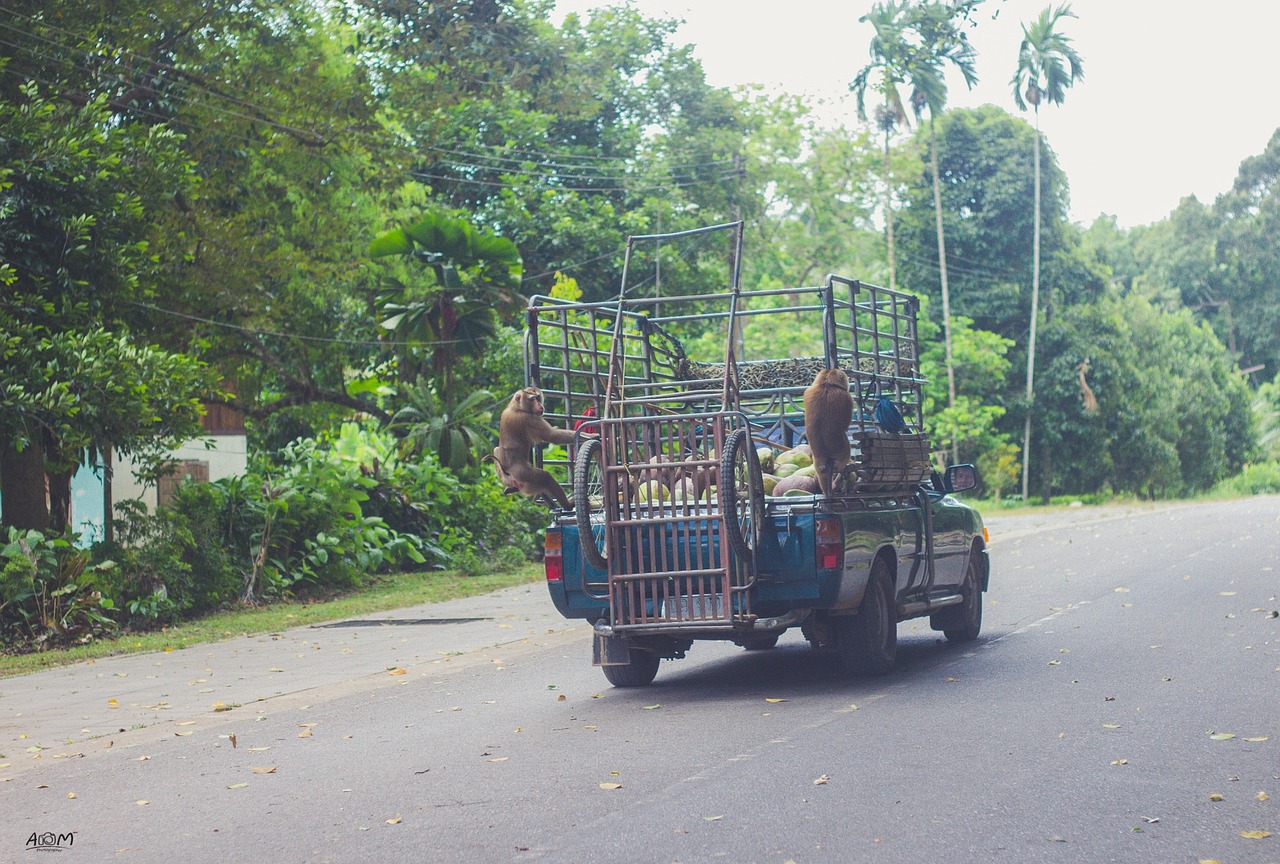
[110,434,248,516]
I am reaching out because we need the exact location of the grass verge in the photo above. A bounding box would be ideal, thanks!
[0,564,543,679]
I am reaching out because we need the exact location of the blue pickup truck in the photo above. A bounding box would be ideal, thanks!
[525,224,989,686]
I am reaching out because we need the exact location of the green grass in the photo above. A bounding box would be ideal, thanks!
[0,564,544,679]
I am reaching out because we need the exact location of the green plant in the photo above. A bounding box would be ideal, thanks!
[0,528,117,649]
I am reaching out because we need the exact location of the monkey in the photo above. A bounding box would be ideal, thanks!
[493,387,584,509]
[803,367,854,498]
[484,447,521,495]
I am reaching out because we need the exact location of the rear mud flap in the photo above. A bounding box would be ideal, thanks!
[594,634,632,666]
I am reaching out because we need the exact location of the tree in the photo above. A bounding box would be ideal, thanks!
[0,73,211,531]
[1011,3,1084,500]
[852,1,914,291]
[899,0,981,459]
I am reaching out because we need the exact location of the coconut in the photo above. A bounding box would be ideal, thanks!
[775,448,813,469]
[756,447,776,473]
[774,462,799,479]
[669,478,698,503]
[633,480,670,504]
[772,473,820,496]
[761,474,780,495]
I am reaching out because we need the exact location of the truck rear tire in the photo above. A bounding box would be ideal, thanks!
[720,429,764,562]
[574,438,609,572]
[836,560,897,676]
[601,649,660,687]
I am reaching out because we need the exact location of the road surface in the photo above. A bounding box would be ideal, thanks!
[2,497,1277,863]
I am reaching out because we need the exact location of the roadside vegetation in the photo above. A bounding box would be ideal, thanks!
[4,1,1280,659]
[0,563,541,678]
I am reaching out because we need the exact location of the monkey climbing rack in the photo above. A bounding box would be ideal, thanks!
[522,223,929,632]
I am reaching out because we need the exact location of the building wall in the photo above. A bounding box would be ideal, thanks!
[110,434,248,516]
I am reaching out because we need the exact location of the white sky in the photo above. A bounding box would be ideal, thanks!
[552,0,1280,228]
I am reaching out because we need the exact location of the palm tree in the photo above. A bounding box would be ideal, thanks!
[1011,3,1084,500]
[900,1,979,460]
[852,1,912,291]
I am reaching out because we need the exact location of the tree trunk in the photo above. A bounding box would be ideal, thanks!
[0,429,50,531]
[930,118,958,464]
[884,124,897,292]
[1021,110,1043,502]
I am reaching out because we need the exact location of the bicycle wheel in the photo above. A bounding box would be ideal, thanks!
[719,428,764,562]
[574,438,609,571]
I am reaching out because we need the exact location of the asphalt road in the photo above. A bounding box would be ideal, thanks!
[2,497,1277,864]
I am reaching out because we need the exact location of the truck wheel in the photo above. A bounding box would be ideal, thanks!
[574,438,609,572]
[720,429,764,562]
[836,560,896,676]
[933,550,983,642]
[601,649,660,687]
[741,633,780,651]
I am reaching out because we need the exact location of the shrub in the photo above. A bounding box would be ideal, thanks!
[1213,462,1280,496]
[1,528,117,649]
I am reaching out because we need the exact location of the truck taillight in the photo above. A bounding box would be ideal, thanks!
[544,529,563,583]
[816,517,842,570]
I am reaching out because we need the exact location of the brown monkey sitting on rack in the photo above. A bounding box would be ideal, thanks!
[489,387,583,509]
[803,367,854,498]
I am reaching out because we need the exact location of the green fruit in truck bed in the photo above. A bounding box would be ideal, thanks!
[795,464,817,477]
[761,474,780,495]
[776,449,813,469]
[774,463,799,478]
[756,447,776,473]
[633,480,670,504]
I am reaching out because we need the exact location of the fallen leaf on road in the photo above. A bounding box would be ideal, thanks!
[1209,793,1225,801]
[1257,791,1269,801]
[67,792,76,799]
[1200,859,1222,863]
[1219,591,1236,596]
[388,668,407,676]
[136,800,148,806]
[247,746,270,752]
[177,721,196,727]
[1047,660,1062,666]
[1142,817,1159,824]
[813,775,829,785]
[1209,733,1235,741]
[643,704,661,710]
[298,729,312,738]
[227,783,248,789]
[703,815,724,822]
[252,767,276,774]
[557,695,567,702]
[108,699,118,709]
[1243,737,1269,742]
[486,757,509,763]
[1111,759,1128,765]
[1239,831,1271,839]
[1103,724,1121,729]
[1114,587,1130,593]
[386,817,401,825]
[599,783,622,790]
[175,732,193,737]
[765,698,786,704]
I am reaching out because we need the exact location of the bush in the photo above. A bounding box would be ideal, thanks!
[1,528,117,649]
[1213,461,1280,496]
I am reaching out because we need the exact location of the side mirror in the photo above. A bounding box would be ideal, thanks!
[943,464,978,494]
